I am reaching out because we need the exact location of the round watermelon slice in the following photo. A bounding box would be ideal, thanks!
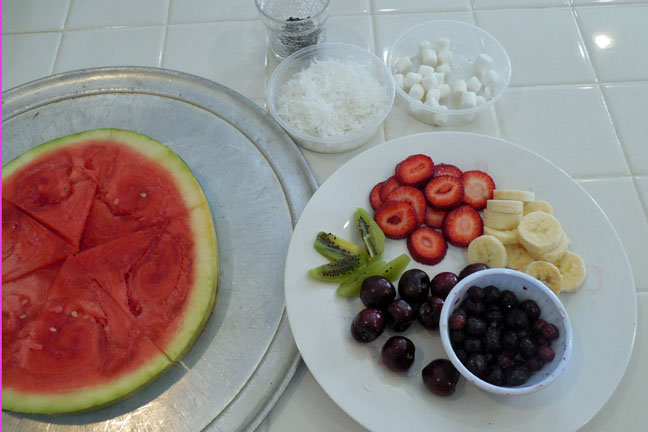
[2,129,218,414]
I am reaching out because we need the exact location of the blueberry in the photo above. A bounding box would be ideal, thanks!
[519,337,538,358]
[465,317,487,336]
[499,290,518,311]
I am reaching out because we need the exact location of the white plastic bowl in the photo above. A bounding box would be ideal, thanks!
[439,268,573,396]
[387,20,511,127]
[267,42,394,153]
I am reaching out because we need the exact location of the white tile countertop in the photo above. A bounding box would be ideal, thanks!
[2,0,647,431]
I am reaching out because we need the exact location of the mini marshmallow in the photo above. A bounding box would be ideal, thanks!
[436,37,450,53]
[438,50,454,65]
[482,68,500,87]
[418,65,435,77]
[425,88,441,103]
[421,74,439,91]
[432,72,445,85]
[409,100,424,115]
[408,83,425,101]
[438,83,451,99]
[419,39,432,58]
[460,91,477,109]
[421,48,438,67]
[476,95,486,105]
[395,57,412,74]
[404,72,423,90]
[436,63,452,76]
[467,76,482,93]
[473,53,493,75]
[452,79,467,94]
[424,97,440,108]
[433,111,449,126]
[394,73,405,89]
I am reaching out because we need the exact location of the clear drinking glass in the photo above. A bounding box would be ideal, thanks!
[255,0,330,61]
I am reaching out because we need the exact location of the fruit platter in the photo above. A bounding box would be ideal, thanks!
[284,132,637,432]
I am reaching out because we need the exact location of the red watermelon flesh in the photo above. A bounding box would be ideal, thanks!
[1,150,96,250]
[2,200,74,282]
[3,256,169,396]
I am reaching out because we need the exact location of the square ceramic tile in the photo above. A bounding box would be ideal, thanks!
[54,27,164,73]
[2,33,61,90]
[636,176,648,219]
[473,0,568,8]
[372,0,471,13]
[602,83,648,176]
[496,85,628,178]
[163,22,267,101]
[329,0,370,16]
[573,0,647,4]
[575,5,648,82]
[475,8,596,86]
[583,293,648,430]
[169,0,258,23]
[578,177,648,293]
[373,12,474,62]
[2,0,70,33]
[66,0,169,29]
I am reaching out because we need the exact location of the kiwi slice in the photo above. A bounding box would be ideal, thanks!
[336,258,387,297]
[376,253,411,281]
[314,231,365,261]
[354,208,385,258]
[308,253,369,282]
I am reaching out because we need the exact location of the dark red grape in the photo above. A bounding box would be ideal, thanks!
[540,323,560,341]
[458,263,488,280]
[449,311,467,330]
[519,299,541,320]
[381,336,415,372]
[385,299,416,332]
[398,269,430,306]
[351,308,386,343]
[360,275,396,310]
[527,356,544,372]
[430,271,458,299]
[422,359,460,397]
[538,345,555,363]
[417,296,444,330]
[532,318,548,334]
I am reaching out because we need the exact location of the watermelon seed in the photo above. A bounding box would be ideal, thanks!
[71,311,78,318]
[49,327,57,332]
[21,299,28,305]
[19,314,26,319]
[114,198,120,205]
[140,192,147,198]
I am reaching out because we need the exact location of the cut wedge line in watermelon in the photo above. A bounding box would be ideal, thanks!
[2,129,218,414]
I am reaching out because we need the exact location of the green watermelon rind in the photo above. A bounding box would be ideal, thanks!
[2,128,219,413]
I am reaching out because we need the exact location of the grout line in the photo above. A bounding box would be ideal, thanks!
[630,176,648,222]
[159,0,173,67]
[50,0,74,74]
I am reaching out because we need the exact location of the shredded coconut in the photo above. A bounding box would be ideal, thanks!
[277,58,389,138]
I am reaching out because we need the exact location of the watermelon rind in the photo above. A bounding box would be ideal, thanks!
[2,129,219,413]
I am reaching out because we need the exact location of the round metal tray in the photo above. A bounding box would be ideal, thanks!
[2,67,317,432]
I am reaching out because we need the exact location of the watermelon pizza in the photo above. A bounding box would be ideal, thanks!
[2,129,218,414]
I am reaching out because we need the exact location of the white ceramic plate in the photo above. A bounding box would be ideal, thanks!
[284,132,637,432]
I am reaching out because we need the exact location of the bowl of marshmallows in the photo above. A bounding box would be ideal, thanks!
[387,20,511,127]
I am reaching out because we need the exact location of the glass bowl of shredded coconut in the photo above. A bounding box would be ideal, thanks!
[267,42,394,153]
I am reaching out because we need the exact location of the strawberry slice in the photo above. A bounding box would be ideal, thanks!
[424,206,447,228]
[380,176,401,202]
[433,163,463,179]
[387,186,426,226]
[395,154,434,188]
[374,201,418,239]
[424,175,464,210]
[462,170,495,210]
[406,227,448,265]
[369,181,384,210]
[442,205,483,247]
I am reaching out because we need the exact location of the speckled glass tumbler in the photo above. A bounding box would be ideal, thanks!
[256,0,330,61]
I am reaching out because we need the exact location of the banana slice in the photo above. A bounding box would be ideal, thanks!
[467,235,507,268]
[523,200,553,216]
[484,226,519,245]
[505,243,535,271]
[555,251,586,292]
[484,209,522,230]
[493,190,535,202]
[486,199,523,214]
[524,261,563,294]
[528,231,569,262]
[517,211,562,255]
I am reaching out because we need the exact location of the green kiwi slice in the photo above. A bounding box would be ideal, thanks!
[375,253,411,281]
[308,253,369,282]
[354,208,385,258]
[314,231,365,261]
[336,258,387,297]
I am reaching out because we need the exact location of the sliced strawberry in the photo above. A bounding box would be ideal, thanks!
[441,205,483,247]
[406,227,448,266]
[424,175,464,210]
[380,176,401,202]
[387,186,426,226]
[395,154,434,188]
[374,201,418,240]
[369,181,385,210]
[433,163,463,180]
[424,206,447,228]
[462,170,495,210]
